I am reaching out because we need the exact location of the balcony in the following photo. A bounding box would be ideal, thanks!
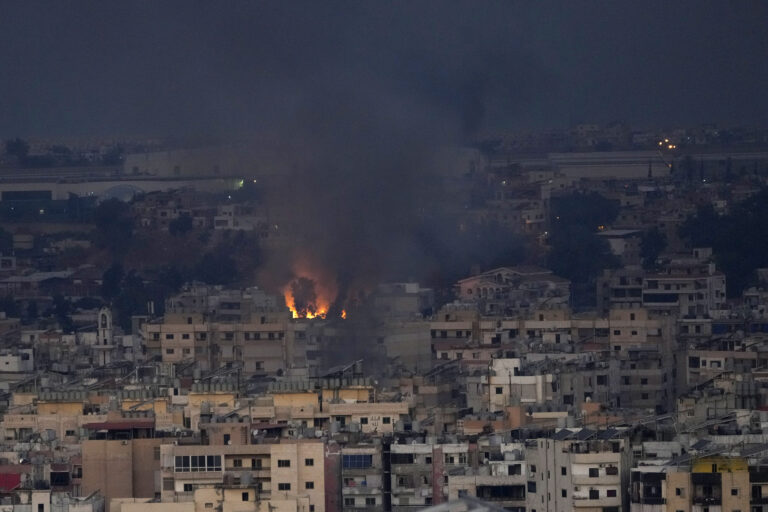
[343,486,383,496]
[573,495,621,508]
[571,452,620,464]
[692,496,721,505]
[573,474,620,486]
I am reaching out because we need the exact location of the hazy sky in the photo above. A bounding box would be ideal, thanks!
[1,1,767,138]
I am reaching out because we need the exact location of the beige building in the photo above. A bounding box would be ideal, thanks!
[82,436,167,512]
[525,433,631,512]
[159,440,325,512]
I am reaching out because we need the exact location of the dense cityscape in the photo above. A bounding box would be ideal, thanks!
[2,3,768,512]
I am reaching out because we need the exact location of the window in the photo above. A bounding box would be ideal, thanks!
[174,455,221,472]
[365,498,376,506]
[183,484,194,492]
[495,387,503,394]
[561,489,567,497]
[527,482,536,493]
[642,393,649,399]
[731,488,739,496]
[278,483,291,491]
[383,417,391,424]
[589,468,599,477]
[233,459,242,468]
[278,459,291,468]
[309,507,314,512]
[166,348,174,354]
[305,458,314,466]
[165,334,174,340]
[530,465,536,473]
[343,454,373,468]
[641,378,648,385]
[344,498,355,507]
[66,429,76,437]
[589,489,599,499]
[675,488,683,497]
[305,482,314,489]
[241,492,249,502]
[607,489,617,497]
[561,467,566,475]
[360,417,368,425]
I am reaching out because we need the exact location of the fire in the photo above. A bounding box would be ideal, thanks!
[280,256,348,320]
[283,285,330,319]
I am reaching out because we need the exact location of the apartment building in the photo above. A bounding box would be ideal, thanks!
[597,251,727,317]
[446,441,528,512]
[388,442,470,511]
[340,443,385,512]
[525,431,630,512]
[160,440,325,512]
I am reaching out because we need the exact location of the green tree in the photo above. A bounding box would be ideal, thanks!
[93,199,134,253]
[4,137,29,160]
[192,247,238,285]
[0,296,19,318]
[679,187,768,296]
[169,214,194,236]
[551,191,620,229]
[640,227,667,269]
[113,271,148,332]
[0,228,12,254]
[25,301,38,321]
[101,262,124,300]
[52,294,74,333]
[547,191,621,308]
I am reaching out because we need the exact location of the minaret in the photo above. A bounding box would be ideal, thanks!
[97,307,114,366]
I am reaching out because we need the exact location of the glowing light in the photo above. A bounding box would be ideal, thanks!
[283,280,330,320]
[341,310,347,319]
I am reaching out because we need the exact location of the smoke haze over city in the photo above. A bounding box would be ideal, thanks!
[1,1,767,138]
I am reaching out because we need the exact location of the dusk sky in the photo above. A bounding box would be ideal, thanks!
[1,1,767,138]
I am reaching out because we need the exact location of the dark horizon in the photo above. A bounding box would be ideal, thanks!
[1,1,767,140]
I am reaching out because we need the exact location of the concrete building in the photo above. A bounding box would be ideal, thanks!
[525,430,630,512]
[159,440,325,512]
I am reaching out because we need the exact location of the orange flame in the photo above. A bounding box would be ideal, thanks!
[281,256,348,320]
[283,285,330,319]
